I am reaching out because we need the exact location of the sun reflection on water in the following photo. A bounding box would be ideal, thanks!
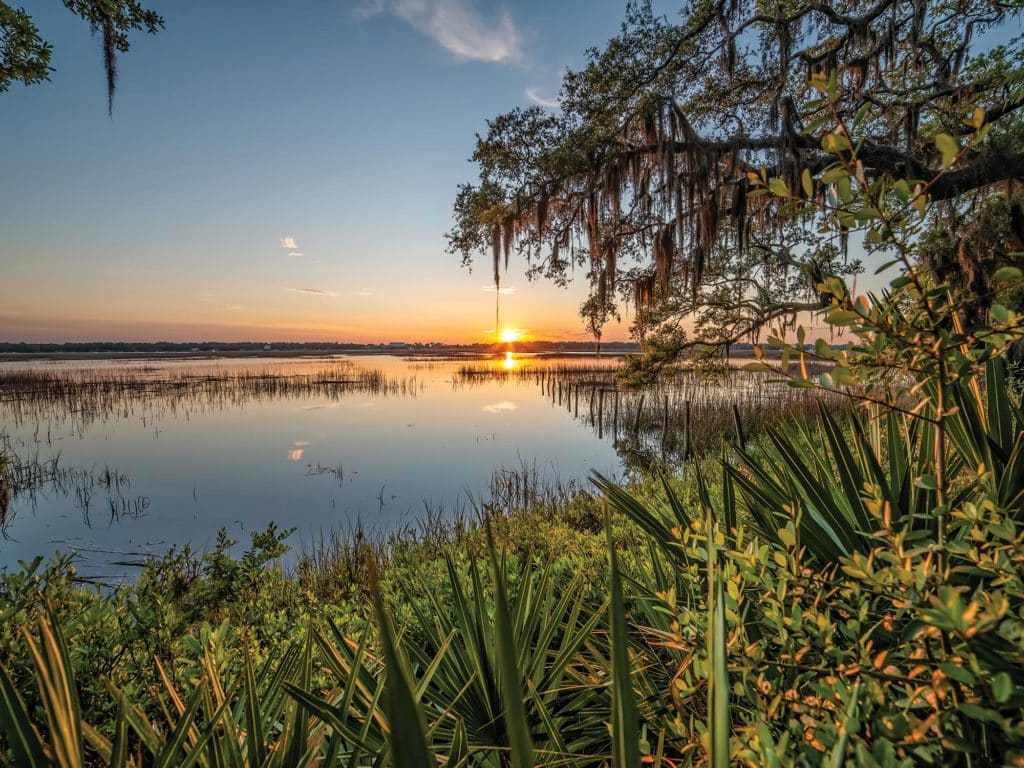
[503,352,517,370]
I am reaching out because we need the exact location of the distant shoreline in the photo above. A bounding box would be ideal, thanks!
[0,344,646,363]
[0,344,785,364]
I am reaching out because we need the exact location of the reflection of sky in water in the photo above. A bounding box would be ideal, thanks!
[482,401,518,414]
[0,355,623,576]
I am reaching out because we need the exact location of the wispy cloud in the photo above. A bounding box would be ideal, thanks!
[524,87,558,108]
[289,287,338,297]
[280,237,298,249]
[351,288,377,297]
[288,251,304,258]
[225,305,243,311]
[482,284,517,295]
[359,0,522,63]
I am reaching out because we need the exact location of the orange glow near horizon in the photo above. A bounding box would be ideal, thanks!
[0,273,645,345]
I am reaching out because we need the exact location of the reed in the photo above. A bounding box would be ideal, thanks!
[0,363,420,433]
[455,359,841,465]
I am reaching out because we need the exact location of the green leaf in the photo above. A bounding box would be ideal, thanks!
[152,683,207,768]
[993,266,1023,282]
[109,701,128,768]
[801,168,813,198]
[913,192,928,218]
[821,166,849,184]
[369,563,434,768]
[828,683,860,768]
[992,672,1013,704]
[707,524,730,768]
[486,527,535,768]
[768,178,790,197]
[934,133,959,167]
[607,516,640,768]
[890,276,913,290]
[0,662,47,768]
[822,132,851,154]
[23,614,84,768]
[825,309,860,326]
[242,643,266,767]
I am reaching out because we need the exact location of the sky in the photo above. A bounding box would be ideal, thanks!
[1,0,663,344]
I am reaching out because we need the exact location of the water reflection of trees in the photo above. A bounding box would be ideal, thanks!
[0,362,420,538]
[0,431,144,538]
[452,360,840,470]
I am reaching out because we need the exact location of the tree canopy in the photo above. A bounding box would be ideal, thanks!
[449,0,1024,353]
[0,0,163,112]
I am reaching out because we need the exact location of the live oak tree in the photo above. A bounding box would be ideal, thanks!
[448,0,1024,358]
[0,0,163,113]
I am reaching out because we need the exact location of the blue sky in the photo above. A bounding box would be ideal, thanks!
[1,0,654,342]
[3,2,1017,344]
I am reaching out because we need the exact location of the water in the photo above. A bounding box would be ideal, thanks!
[0,354,625,577]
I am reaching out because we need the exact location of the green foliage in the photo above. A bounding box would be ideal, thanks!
[450,0,1023,350]
[608,516,639,768]
[6,50,1024,765]
[0,0,163,111]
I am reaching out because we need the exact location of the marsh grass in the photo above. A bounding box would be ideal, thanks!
[293,461,600,603]
[0,362,420,432]
[455,359,841,465]
[0,432,141,538]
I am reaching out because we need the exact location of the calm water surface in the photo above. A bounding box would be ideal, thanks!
[0,354,625,576]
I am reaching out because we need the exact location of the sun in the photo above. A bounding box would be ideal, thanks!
[500,328,520,344]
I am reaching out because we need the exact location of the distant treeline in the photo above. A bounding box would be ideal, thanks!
[0,340,648,354]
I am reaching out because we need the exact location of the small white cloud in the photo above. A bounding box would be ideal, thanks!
[288,251,304,258]
[351,288,377,296]
[483,400,518,414]
[289,287,337,297]
[525,87,558,108]
[482,284,517,295]
[359,0,522,63]
[280,237,298,249]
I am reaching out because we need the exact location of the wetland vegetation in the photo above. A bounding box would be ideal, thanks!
[3,0,1024,765]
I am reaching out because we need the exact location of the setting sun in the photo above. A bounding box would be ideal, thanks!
[500,328,520,343]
